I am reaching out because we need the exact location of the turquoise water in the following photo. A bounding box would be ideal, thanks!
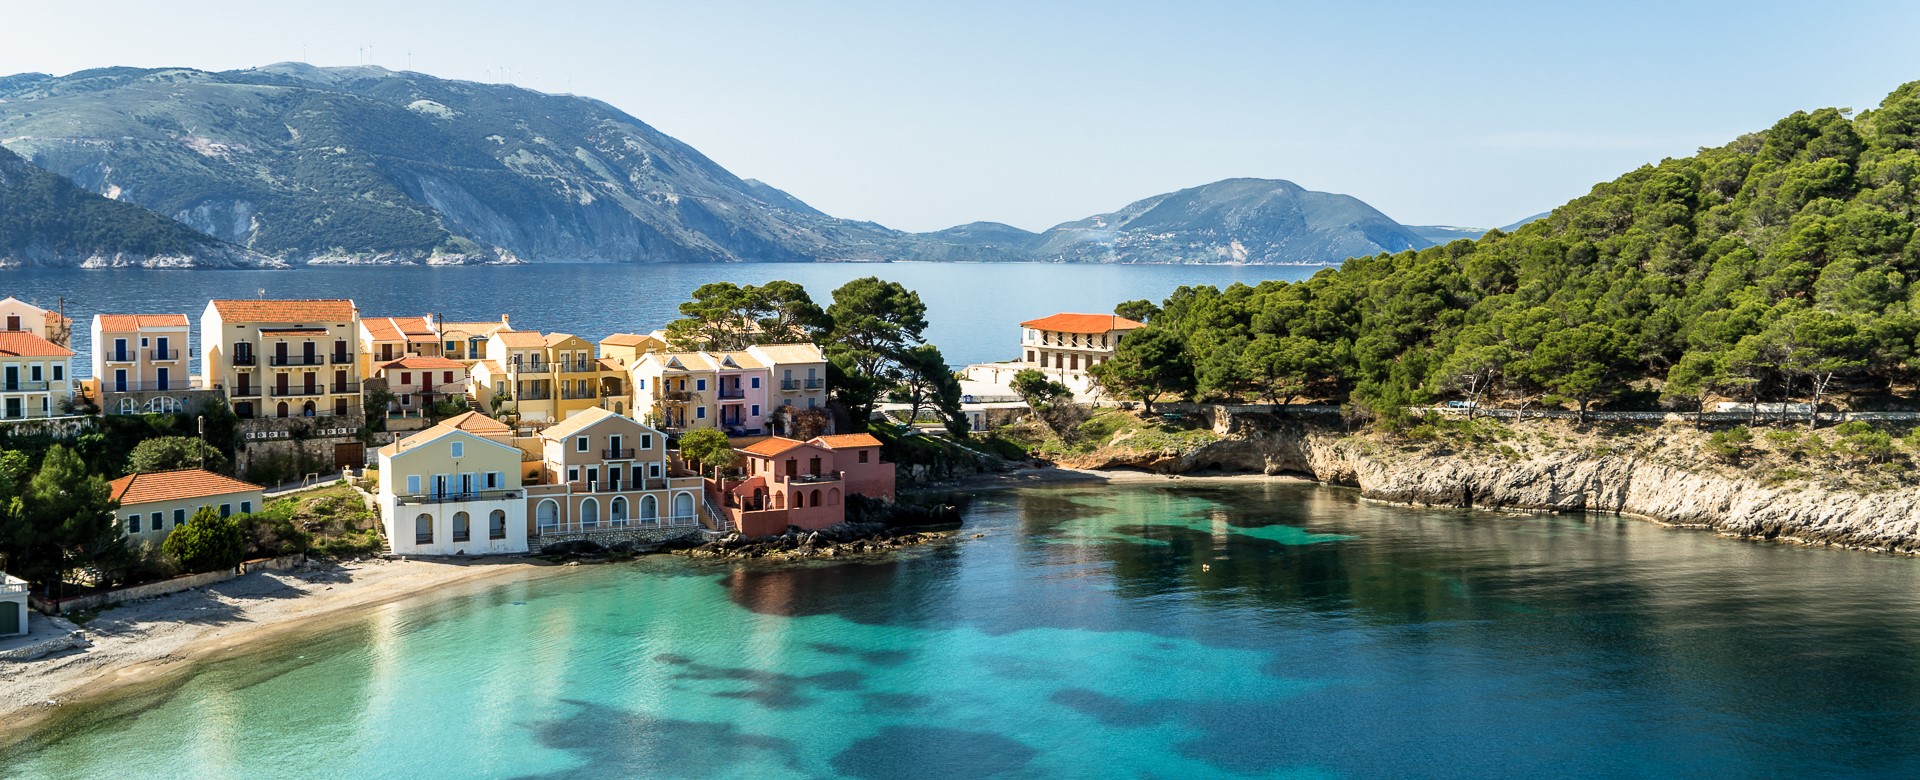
[8,481,1920,778]
[0,263,1315,375]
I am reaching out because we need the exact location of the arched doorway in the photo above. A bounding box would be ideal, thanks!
[536,499,559,531]
[810,489,821,508]
[672,492,695,524]
[277,401,289,418]
[414,513,433,546]
[489,509,507,540]
[452,511,470,543]
[302,400,317,417]
[639,494,659,524]
[580,497,600,529]
[610,496,629,526]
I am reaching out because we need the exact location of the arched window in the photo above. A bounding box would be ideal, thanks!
[302,400,317,417]
[580,497,599,528]
[414,513,433,545]
[810,489,821,508]
[118,398,138,415]
[639,494,659,523]
[489,509,507,540]
[536,499,559,531]
[452,511,470,542]
[828,488,840,506]
[277,401,290,418]
[774,492,785,509]
[611,496,629,526]
[672,492,695,525]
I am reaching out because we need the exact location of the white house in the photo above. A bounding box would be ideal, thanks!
[376,414,529,556]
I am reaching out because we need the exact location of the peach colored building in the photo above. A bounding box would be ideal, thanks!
[90,314,197,414]
[375,355,470,427]
[522,407,707,535]
[0,332,74,420]
[200,299,361,420]
[707,432,896,537]
[0,297,73,348]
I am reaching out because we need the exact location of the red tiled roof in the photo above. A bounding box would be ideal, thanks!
[600,333,654,347]
[109,469,262,507]
[741,437,808,457]
[1018,313,1144,334]
[812,434,883,449]
[377,355,465,371]
[495,331,546,348]
[211,299,356,322]
[0,331,73,358]
[440,411,511,435]
[97,314,189,331]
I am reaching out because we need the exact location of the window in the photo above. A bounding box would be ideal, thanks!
[859,450,870,463]
[151,512,163,531]
[586,466,599,485]
[453,512,470,542]
[220,504,231,517]
[640,434,651,450]
[173,508,186,526]
[650,463,661,478]
[489,509,507,540]
[807,397,817,409]
[407,475,422,495]
[751,404,760,416]
[443,371,454,383]
[576,436,589,452]
[52,364,63,381]
[567,467,580,483]
[638,378,647,390]
[451,441,465,458]
[750,377,760,388]
[241,501,252,514]
[695,407,706,419]
[401,372,412,384]
[485,471,501,489]
[29,364,41,382]
[445,340,459,353]
[127,515,139,533]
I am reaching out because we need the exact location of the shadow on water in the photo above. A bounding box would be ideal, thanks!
[830,726,1038,780]
[513,699,805,779]
[654,652,866,711]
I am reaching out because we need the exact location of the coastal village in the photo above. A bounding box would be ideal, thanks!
[0,291,1144,642]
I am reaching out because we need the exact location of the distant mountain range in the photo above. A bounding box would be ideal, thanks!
[0,145,273,268]
[0,64,1538,267]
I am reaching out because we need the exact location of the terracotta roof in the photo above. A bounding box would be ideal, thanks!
[441,411,511,436]
[96,314,189,331]
[746,343,826,364]
[377,355,465,371]
[741,437,809,457]
[109,469,262,507]
[596,358,625,371]
[539,406,649,440]
[0,332,73,358]
[363,316,436,342]
[494,331,546,348]
[712,350,766,369]
[812,433,883,449]
[474,359,504,375]
[210,299,356,323]
[1018,313,1144,334]
[543,332,584,347]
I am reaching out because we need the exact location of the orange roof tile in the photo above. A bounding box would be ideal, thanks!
[377,356,466,371]
[0,332,73,358]
[96,314,189,331]
[495,331,546,348]
[1018,313,1144,334]
[441,411,511,435]
[811,433,883,449]
[210,299,356,322]
[741,437,811,457]
[109,469,262,507]
[600,333,655,347]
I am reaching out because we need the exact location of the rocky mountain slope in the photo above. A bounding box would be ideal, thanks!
[0,145,276,268]
[0,64,1501,266]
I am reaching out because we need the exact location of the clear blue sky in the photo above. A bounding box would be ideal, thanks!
[7,1,1920,232]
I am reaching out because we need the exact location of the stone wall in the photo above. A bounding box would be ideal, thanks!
[0,414,96,439]
[529,525,709,553]
[30,554,307,615]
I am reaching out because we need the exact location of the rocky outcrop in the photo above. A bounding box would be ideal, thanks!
[1077,408,1920,555]
[677,523,954,561]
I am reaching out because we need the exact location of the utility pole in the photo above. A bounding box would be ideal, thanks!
[198,415,207,469]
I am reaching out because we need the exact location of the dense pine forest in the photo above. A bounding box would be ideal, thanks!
[1097,82,1920,423]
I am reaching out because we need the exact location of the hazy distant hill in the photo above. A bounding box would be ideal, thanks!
[1003,179,1426,264]
[0,145,274,268]
[1405,224,1487,245]
[0,64,1506,267]
[0,63,903,265]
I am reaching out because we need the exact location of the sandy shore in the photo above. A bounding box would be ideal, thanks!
[0,556,546,734]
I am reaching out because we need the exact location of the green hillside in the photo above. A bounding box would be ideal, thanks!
[1110,82,1920,417]
[0,145,271,267]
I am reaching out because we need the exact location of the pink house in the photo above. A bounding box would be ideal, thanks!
[711,351,771,435]
[707,433,896,537]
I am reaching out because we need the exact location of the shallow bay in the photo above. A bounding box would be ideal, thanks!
[6,481,1920,778]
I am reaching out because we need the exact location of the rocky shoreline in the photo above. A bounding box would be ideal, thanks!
[1053,408,1920,556]
[675,522,959,561]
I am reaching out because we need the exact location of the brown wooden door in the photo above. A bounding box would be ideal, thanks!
[333,442,365,470]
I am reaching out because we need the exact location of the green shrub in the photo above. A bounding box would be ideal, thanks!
[1706,427,1752,464]
[236,501,312,558]
[163,506,247,573]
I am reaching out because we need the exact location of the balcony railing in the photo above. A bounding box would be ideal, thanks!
[780,379,825,391]
[149,348,181,361]
[509,360,549,373]
[270,385,325,398]
[780,470,843,484]
[559,359,595,373]
[269,354,325,367]
[106,351,135,363]
[717,387,746,399]
[0,577,26,598]
[331,353,353,365]
[603,448,636,460]
[233,354,257,366]
[660,389,698,402]
[0,407,65,421]
[231,386,261,398]
[533,513,697,535]
[105,381,193,393]
[332,382,361,394]
[1,380,52,392]
[395,490,520,505]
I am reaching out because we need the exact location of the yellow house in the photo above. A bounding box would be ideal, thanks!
[109,469,265,550]
[630,351,719,432]
[200,299,361,420]
[0,331,74,420]
[375,413,529,556]
[545,333,626,420]
[478,330,555,422]
[0,297,73,348]
[357,316,441,378]
[523,407,707,535]
[597,333,667,369]
[439,316,514,364]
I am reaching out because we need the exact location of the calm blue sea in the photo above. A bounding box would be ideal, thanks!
[0,263,1320,377]
[6,481,1920,778]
